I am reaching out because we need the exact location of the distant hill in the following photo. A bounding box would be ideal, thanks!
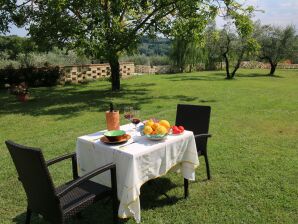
[137,37,171,56]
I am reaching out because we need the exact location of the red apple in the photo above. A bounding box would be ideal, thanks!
[172,126,182,134]
[178,126,185,132]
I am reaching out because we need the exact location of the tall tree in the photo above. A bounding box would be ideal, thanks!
[18,0,253,90]
[290,35,298,64]
[170,36,189,73]
[203,22,221,70]
[219,26,258,79]
[254,23,296,76]
[170,37,204,73]
[169,13,211,73]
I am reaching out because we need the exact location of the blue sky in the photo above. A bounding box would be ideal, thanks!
[8,0,298,36]
[217,0,298,28]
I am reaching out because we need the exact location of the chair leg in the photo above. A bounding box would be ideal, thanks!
[184,178,189,198]
[25,208,31,224]
[204,154,211,180]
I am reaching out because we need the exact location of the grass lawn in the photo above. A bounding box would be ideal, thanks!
[0,69,297,224]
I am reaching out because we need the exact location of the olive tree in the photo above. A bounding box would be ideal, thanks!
[219,24,258,79]
[219,4,260,80]
[255,23,296,76]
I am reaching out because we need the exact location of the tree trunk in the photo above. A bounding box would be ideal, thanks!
[108,54,120,91]
[206,60,216,71]
[223,53,231,79]
[269,61,277,76]
[231,50,245,78]
[189,64,193,73]
[180,66,184,73]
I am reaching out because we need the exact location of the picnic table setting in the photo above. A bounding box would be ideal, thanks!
[5,104,212,224]
[76,105,200,223]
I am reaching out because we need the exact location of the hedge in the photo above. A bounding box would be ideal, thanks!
[0,66,61,88]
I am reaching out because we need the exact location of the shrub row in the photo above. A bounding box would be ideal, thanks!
[0,66,61,88]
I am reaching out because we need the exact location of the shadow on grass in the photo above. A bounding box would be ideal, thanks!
[0,79,208,120]
[12,178,181,224]
[163,71,284,81]
[140,178,181,210]
[0,81,208,119]
[163,73,226,82]
[236,73,284,78]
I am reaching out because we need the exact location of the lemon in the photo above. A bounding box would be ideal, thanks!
[145,119,154,127]
[143,126,153,135]
[156,126,168,135]
[159,120,170,129]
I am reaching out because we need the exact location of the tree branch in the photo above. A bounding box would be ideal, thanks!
[140,6,176,35]
[132,1,176,34]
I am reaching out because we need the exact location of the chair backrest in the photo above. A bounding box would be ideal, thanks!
[5,140,62,221]
[175,104,211,155]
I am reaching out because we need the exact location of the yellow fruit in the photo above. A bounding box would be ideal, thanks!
[156,126,168,135]
[145,119,154,127]
[143,126,153,135]
[159,120,170,129]
[151,123,160,130]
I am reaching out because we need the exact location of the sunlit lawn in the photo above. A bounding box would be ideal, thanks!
[0,69,297,223]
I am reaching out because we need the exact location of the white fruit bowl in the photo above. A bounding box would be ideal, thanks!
[145,133,168,141]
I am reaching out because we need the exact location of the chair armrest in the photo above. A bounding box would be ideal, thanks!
[47,153,78,179]
[46,153,76,166]
[57,163,116,198]
[194,133,212,139]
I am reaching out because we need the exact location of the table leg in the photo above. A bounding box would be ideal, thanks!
[184,178,189,198]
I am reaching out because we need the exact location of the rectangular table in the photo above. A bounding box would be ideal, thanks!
[76,124,199,223]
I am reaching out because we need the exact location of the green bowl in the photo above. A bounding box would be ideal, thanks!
[104,130,126,142]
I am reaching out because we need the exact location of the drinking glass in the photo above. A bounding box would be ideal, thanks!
[131,110,141,131]
[123,107,133,123]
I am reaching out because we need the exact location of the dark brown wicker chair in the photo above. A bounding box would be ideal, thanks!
[5,140,118,224]
[175,104,212,198]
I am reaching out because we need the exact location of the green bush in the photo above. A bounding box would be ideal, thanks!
[120,54,150,65]
[120,54,170,66]
[0,48,91,69]
[0,66,61,88]
[149,55,171,66]
[0,59,21,69]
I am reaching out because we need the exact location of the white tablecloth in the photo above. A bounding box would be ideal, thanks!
[76,124,199,223]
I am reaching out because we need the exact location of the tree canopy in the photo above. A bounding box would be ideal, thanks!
[7,0,255,90]
[0,0,14,33]
[0,0,27,34]
[203,22,221,70]
[219,22,259,79]
[0,35,37,59]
